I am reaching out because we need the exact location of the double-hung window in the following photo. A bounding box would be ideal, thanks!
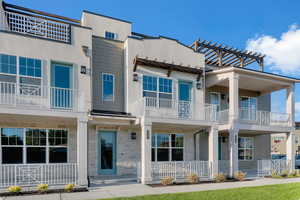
[143,75,172,108]
[19,57,42,96]
[0,54,17,75]
[151,133,184,162]
[102,73,114,102]
[238,137,254,160]
[240,96,257,121]
[1,128,68,164]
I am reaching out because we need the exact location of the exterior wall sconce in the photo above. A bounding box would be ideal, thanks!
[81,66,87,74]
[82,45,90,57]
[196,80,202,89]
[133,73,139,82]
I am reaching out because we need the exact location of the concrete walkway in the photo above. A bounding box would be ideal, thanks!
[4,178,300,200]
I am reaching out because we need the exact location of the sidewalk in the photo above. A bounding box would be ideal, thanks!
[4,177,300,200]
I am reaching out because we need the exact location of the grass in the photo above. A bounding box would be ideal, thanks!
[101,183,300,200]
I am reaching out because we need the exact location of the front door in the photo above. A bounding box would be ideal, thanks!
[98,131,116,175]
[178,81,192,118]
[50,63,73,109]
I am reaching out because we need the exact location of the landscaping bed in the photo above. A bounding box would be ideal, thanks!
[0,187,88,197]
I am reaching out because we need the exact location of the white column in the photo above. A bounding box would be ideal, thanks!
[229,73,239,124]
[286,84,295,126]
[0,0,7,31]
[208,126,219,178]
[77,117,88,186]
[286,132,295,172]
[141,119,152,184]
[229,128,239,177]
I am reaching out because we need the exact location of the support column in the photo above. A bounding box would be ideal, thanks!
[229,128,239,178]
[286,132,295,172]
[286,84,295,126]
[208,126,219,178]
[77,117,88,186]
[141,119,152,184]
[229,73,239,124]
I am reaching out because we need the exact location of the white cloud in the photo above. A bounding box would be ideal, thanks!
[246,24,300,74]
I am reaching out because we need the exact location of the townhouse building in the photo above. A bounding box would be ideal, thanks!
[0,0,299,188]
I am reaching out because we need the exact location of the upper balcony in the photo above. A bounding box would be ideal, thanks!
[0,2,80,44]
[134,96,218,125]
[0,81,84,114]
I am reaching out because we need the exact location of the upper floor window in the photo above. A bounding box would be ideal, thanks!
[102,73,114,102]
[238,137,254,160]
[240,96,257,120]
[143,75,172,107]
[0,54,17,75]
[105,31,118,40]
[19,57,42,78]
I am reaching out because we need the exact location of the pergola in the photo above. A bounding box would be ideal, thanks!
[190,39,265,71]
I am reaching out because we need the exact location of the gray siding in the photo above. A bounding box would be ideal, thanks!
[92,36,124,112]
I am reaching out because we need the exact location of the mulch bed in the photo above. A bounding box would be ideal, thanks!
[149,178,253,187]
[0,187,88,197]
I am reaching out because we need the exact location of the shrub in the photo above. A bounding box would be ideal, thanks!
[214,173,226,183]
[234,171,246,181]
[37,184,48,193]
[280,170,289,178]
[186,173,199,184]
[8,186,22,193]
[64,184,75,192]
[271,171,282,178]
[161,176,174,186]
[294,169,300,177]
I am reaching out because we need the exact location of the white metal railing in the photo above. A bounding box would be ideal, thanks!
[0,10,71,43]
[151,161,210,181]
[257,159,291,177]
[239,108,291,127]
[0,163,77,187]
[0,82,79,111]
[218,160,230,175]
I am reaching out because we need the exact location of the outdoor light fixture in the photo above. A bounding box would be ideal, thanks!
[82,45,90,57]
[133,73,139,82]
[81,66,87,74]
[196,80,202,89]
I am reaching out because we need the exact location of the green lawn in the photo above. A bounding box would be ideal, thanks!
[102,183,300,200]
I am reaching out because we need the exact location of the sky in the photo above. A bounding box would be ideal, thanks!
[6,0,300,120]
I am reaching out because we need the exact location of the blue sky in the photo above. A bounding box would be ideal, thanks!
[7,0,300,119]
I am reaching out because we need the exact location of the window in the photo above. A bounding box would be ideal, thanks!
[238,137,254,160]
[152,133,184,162]
[19,57,42,77]
[1,128,68,164]
[0,54,17,75]
[102,73,114,102]
[240,96,257,121]
[209,92,221,111]
[105,31,118,40]
[143,75,173,108]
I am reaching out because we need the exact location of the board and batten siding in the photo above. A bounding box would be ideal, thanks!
[92,36,125,112]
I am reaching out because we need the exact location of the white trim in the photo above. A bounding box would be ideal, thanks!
[238,136,254,161]
[102,72,115,102]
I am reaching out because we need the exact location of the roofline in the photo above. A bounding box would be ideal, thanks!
[207,67,300,83]
[82,10,132,24]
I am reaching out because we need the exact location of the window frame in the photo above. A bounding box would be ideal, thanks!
[0,54,17,75]
[239,96,257,121]
[151,133,184,162]
[105,31,118,40]
[238,137,254,161]
[102,73,115,102]
[0,128,69,164]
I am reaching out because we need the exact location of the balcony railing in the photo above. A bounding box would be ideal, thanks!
[0,163,77,187]
[136,97,218,122]
[0,10,71,43]
[239,108,291,127]
[0,82,81,112]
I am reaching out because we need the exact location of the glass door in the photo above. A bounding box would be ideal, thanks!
[50,63,73,109]
[98,131,116,175]
[240,97,257,121]
[209,92,221,121]
[178,81,192,119]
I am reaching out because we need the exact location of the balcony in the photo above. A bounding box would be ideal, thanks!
[135,97,218,122]
[0,10,71,43]
[216,108,291,127]
[0,82,81,112]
